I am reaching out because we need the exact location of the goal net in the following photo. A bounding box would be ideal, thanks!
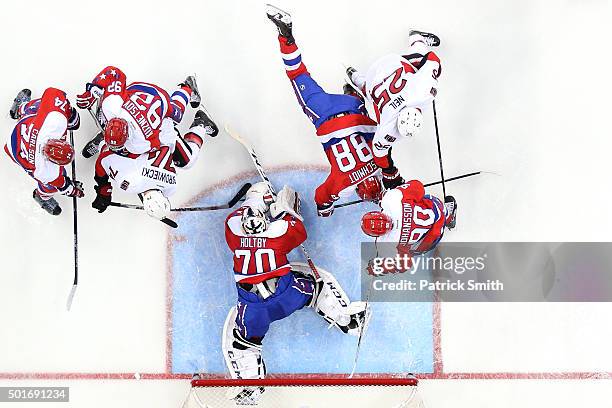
[182,375,425,408]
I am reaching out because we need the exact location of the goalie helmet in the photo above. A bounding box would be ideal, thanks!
[397,107,423,138]
[361,211,393,237]
[142,189,171,220]
[356,177,383,201]
[104,117,129,151]
[42,139,74,165]
[241,207,269,235]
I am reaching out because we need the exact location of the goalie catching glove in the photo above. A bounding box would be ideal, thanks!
[270,185,302,221]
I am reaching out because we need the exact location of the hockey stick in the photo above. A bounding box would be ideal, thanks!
[335,171,482,210]
[105,202,179,228]
[224,124,322,281]
[87,107,103,131]
[108,183,252,212]
[432,100,446,198]
[66,130,79,311]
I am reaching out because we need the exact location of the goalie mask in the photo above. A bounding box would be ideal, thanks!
[241,207,269,235]
[397,107,423,138]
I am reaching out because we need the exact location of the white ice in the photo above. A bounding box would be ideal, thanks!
[1,0,611,407]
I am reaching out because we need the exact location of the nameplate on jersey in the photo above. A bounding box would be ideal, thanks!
[240,237,267,248]
[141,167,176,185]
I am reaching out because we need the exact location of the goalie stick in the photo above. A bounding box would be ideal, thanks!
[66,130,79,311]
[108,183,252,212]
[224,125,322,282]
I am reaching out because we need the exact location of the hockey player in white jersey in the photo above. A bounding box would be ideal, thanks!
[90,109,218,220]
[221,182,370,401]
[348,31,442,189]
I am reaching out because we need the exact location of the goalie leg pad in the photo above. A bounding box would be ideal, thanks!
[222,307,266,380]
[311,269,371,336]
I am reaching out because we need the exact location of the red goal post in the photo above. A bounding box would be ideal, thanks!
[182,375,424,408]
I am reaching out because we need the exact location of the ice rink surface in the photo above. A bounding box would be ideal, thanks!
[170,170,433,375]
[1,0,612,406]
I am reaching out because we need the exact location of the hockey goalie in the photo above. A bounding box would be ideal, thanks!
[219,182,371,403]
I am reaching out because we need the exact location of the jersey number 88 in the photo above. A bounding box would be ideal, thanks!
[330,134,373,172]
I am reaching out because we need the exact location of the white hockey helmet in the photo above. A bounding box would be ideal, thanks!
[142,189,171,220]
[397,107,424,138]
[241,206,269,235]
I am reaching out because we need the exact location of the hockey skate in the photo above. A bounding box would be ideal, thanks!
[191,109,219,137]
[33,190,61,216]
[343,66,366,100]
[409,29,440,47]
[9,89,31,120]
[179,76,201,108]
[266,4,294,45]
[82,132,104,158]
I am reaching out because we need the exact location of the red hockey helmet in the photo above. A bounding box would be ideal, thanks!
[361,211,393,237]
[356,177,383,201]
[104,118,129,150]
[42,139,74,165]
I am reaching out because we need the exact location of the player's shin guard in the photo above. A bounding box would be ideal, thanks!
[278,36,308,80]
[311,269,371,336]
[222,307,266,380]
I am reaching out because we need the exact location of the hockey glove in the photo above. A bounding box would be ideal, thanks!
[382,166,405,190]
[92,184,112,213]
[444,195,457,230]
[62,180,85,198]
[270,185,303,221]
[316,202,334,217]
[76,83,103,109]
[244,182,275,212]
[67,107,80,131]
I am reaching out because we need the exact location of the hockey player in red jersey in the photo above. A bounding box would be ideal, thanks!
[90,109,218,220]
[361,180,457,257]
[222,182,370,386]
[347,31,442,188]
[75,66,202,157]
[4,88,84,215]
[266,5,384,217]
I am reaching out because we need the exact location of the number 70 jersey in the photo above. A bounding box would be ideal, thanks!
[225,208,307,284]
